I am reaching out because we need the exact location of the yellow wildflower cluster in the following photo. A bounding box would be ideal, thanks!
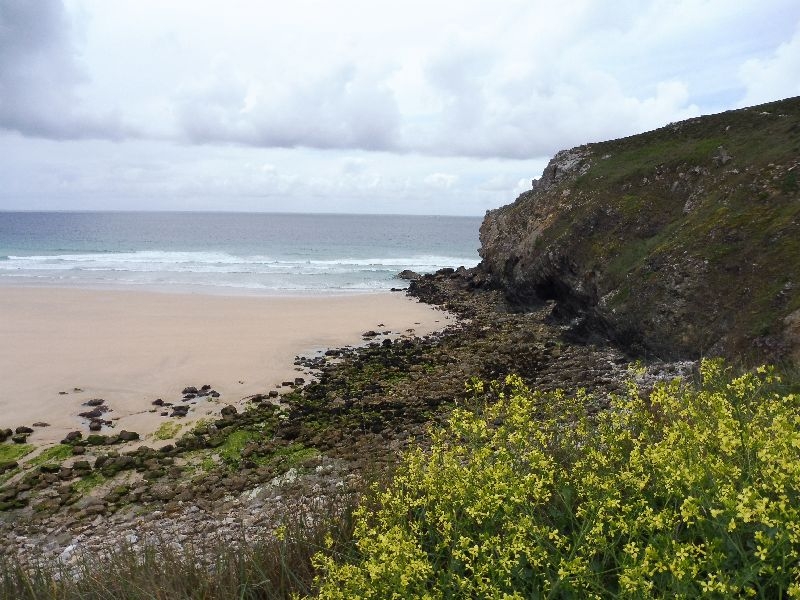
[313,360,800,598]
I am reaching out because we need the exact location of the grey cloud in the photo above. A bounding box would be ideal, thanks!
[0,0,126,139]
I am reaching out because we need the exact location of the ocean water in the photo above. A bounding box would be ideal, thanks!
[0,212,483,294]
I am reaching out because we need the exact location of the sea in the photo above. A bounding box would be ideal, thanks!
[0,212,483,294]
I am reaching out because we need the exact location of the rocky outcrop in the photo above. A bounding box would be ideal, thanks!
[479,96,800,363]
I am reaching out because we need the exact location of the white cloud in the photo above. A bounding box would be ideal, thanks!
[739,24,800,106]
[424,173,458,189]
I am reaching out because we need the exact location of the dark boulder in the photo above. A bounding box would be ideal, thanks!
[220,405,238,418]
[62,431,83,444]
[118,430,140,442]
[397,269,421,280]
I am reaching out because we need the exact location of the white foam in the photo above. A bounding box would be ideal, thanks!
[0,250,478,292]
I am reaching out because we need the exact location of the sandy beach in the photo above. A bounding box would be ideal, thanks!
[0,286,448,445]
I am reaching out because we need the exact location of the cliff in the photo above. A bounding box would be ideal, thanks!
[479,96,800,364]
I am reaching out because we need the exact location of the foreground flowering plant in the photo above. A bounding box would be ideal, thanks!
[314,360,800,598]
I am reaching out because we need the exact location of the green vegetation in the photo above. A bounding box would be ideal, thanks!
[151,420,184,440]
[73,472,106,494]
[27,444,72,467]
[274,443,320,468]
[218,429,259,467]
[0,443,34,463]
[315,361,800,598]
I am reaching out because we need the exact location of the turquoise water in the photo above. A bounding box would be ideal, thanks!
[0,212,482,294]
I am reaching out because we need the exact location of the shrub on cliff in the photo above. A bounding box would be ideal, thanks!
[314,361,800,598]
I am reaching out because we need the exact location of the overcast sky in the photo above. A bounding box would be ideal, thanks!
[1,0,798,215]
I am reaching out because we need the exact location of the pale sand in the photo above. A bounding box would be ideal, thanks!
[0,287,449,445]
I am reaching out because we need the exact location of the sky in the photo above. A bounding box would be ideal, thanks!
[0,0,798,215]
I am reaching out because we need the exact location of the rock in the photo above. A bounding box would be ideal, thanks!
[32,422,50,428]
[294,377,305,385]
[62,431,83,444]
[71,445,86,456]
[785,308,800,364]
[89,420,103,432]
[86,434,108,446]
[79,408,106,419]
[713,145,733,166]
[0,461,18,474]
[397,269,421,280]
[362,330,378,338]
[170,406,190,417]
[220,405,238,418]
[182,386,198,395]
[152,398,164,406]
[11,433,28,444]
[117,430,140,442]
[0,428,11,442]
[209,391,220,398]
[83,398,105,407]
[201,384,212,391]
[15,426,33,434]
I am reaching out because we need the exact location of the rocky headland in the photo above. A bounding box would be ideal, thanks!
[479,96,800,365]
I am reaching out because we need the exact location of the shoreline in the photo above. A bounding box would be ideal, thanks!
[0,285,449,446]
[0,277,412,298]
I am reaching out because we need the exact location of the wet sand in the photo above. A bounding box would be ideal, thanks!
[0,286,447,445]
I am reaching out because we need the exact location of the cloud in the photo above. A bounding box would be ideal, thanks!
[0,0,126,139]
[738,23,800,106]
[175,62,401,151]
[1,0,798,164]
[424,172,458,189]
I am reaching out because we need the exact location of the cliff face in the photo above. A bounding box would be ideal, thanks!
[479,97,800,364]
